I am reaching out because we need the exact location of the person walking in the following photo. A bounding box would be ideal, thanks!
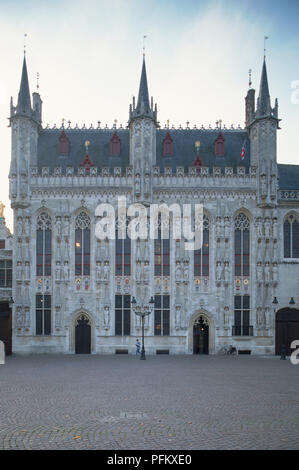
[136,339,141,356]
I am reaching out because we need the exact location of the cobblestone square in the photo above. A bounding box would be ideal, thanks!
[0,355,298,450]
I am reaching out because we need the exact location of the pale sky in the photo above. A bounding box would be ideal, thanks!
[0,0,298,232]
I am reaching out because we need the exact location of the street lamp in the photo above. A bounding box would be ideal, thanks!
[131,296,155,360]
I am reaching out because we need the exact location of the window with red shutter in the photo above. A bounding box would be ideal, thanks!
[58,131,69,156]
[110,133,121,156]
[163,132,173,156]
[215,132,225,157]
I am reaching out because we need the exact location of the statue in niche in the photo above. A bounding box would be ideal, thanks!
[260,174,267,197]
[24,262,30,281]
[64,217,70,237]
[144,174,150,195]
[272,218,278,240]
[215,217,222,237]
[175,305,181,327]
[136,261,142,281]
[223,306,229,325]
[175,262,182,282]
[264,262,271,283]
[183,264,189,282]
[24,217,30,236]
[143,261,150,281]
[216,261,222,281]
[96,261,102,280]
[264,218,271,238]
[24,308,31,328]
[224,262,230,283]
[63,261,69,282]
[16,262,23,281]
[56,217,62,236]
[256,262,263,282]
[273,240,278,259]
[272,262,278,283]
[135,174,141,194]
[270,174,277,196]
[224,217,230,238]
[55,261,62,281]
[103,262,110,281]
[257,218,263,238]
[104,307,110,328]
[17,217,23,236]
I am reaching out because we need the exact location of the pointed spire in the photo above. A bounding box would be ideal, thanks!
[136,56,150,114]
[129,56,157,123]
[256,58,271,117]
[16,54,32,116]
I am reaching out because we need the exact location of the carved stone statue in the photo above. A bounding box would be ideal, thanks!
[63,261,69,282]
[103,262,110,281]
[264,218,271,238]
[256,262,263,282]
[264,262,271,283]
[224,262,230,283]
[216,261,222,281]
[96,261,102,281]
[135,174,141,194]
[260,174,267,197]
[16,262,23,281]
[175,262,182,282]
[144,174,150,195]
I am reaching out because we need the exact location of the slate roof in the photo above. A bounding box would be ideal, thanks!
[278,164,299,190]
[156,129,250,172]
[37,128,250,173]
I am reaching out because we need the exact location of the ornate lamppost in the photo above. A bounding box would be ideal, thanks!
[131,296,155,360]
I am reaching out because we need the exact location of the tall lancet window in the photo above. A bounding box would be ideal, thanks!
[234,213,250,276]
[284,213,299,258]
[36,212,52,276]
[75,212,91,276]
[154,215,170,276]
[194,215,210,276]
[115,219,131,276]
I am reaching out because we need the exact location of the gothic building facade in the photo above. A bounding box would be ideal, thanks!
[8,53,299,355]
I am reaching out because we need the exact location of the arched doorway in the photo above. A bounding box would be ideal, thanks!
[75,314,91,354]
[275,308,299,356]
[193,316,209,354]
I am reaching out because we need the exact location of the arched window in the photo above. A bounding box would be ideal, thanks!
[75,212,91,276]
[58,130,69,156]
[36,212,52,276]
[284,213,299,258]
[215,132,225,157]
[115,219,131,276]
[154,215,170,276]
[194,215,209,276]
[163,132,173,156]
[110,132,121,156]
[234,213,250,276]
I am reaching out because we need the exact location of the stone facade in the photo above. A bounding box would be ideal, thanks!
[8,54,299,355]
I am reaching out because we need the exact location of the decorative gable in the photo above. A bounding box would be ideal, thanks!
[215,132,225,157]
[163,132,173,156]
[110,132,121,156]
[58,130,69,156]
[193,155,202,173]
[81,154,94,170]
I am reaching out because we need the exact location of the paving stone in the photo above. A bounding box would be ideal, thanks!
[0,355,298,450]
